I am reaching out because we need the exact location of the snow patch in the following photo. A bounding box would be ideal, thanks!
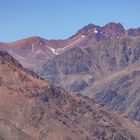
[57,36,85,52]
[49,47,59,55]
[94,28,98,34]
[47,36,86,55]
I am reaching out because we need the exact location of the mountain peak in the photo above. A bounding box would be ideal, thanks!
[12,36,47,46]
[76,23,100,37]
[74,22,126,41]
[104,22,124,30]
[102,22,125,39]
[23,36,46,42]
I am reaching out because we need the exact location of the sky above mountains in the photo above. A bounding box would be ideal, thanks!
[0,0,139,42]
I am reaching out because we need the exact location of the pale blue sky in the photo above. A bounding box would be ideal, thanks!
[0,0,139,42]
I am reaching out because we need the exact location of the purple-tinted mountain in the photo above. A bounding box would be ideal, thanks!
[37,35,140,123]
[0,22,140,69]
[74,22,126,41]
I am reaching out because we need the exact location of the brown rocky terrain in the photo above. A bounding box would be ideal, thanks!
[0,51,140,140]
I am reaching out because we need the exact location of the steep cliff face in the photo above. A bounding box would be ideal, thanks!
[0,51,140,140]
[86,64,140,122]
[37,35,140,122]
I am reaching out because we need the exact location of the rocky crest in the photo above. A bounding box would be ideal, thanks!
[75,22,126,41]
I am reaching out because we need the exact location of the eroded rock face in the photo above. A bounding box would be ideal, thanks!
[37,36,140,122]
[0,52,140,140]
[38,36,140,87]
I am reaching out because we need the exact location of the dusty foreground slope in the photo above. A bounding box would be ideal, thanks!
[0,51,140,140]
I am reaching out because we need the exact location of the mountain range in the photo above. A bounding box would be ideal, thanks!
[0,22,140,69]
[1,22,140,140]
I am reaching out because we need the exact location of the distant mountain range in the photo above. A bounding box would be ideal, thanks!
[0,22,140,69]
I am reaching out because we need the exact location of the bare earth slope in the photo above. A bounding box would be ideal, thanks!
[0,51,140,140]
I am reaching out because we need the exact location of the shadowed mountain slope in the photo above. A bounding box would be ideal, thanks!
[37,35,140,122]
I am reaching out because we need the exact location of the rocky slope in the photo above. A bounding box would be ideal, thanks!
[37,35,140,122]
[85,64,140,122]
[0,51,140,140]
